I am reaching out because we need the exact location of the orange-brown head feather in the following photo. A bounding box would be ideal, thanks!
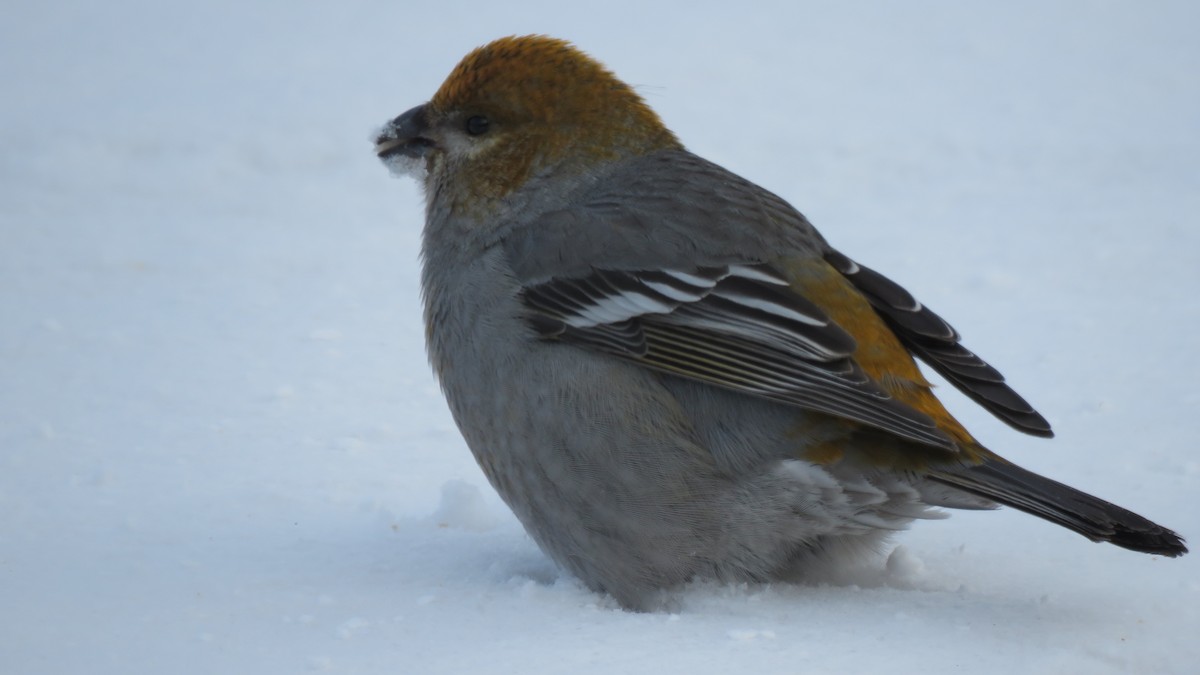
[426,36,681,203]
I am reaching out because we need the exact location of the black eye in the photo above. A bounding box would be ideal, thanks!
[465,115,490,135]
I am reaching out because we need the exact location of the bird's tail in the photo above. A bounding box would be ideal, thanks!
[929,459,1187,557]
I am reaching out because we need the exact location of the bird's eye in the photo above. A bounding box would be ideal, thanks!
[465,115,490,136]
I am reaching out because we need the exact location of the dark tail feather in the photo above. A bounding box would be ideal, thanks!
[930,460,1187,557]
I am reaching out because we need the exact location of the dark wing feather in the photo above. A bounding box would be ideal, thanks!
[930,460,1187,556]
[522,263,957,451]
[824,250,1053,437]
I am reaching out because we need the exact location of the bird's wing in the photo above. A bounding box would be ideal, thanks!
[520,262,959,451]
[824,250,1053,437]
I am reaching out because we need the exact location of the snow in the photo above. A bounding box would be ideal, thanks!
[2,1,1198,673]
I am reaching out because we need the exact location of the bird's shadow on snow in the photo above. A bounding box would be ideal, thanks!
[377,480,563,590]
[370,481,1114,627]
[380,506,1054,614]
[380,516,1095,633]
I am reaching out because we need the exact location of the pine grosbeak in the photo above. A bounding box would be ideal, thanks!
[374,35,1186,609]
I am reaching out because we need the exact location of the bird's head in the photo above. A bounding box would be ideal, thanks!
[374,35,681,211]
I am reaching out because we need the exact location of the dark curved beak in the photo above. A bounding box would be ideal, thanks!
[374,104,434,159]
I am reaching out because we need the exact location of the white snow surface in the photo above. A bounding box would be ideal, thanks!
[3,2,1199,673]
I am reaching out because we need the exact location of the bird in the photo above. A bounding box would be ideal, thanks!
[373,35,1186,610]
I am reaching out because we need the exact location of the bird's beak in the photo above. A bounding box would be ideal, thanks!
[375,104,435,159]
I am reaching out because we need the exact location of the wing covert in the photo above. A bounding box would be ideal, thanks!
[522,263,958,450]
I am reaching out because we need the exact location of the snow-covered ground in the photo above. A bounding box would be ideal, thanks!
[3,2,1198,673]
